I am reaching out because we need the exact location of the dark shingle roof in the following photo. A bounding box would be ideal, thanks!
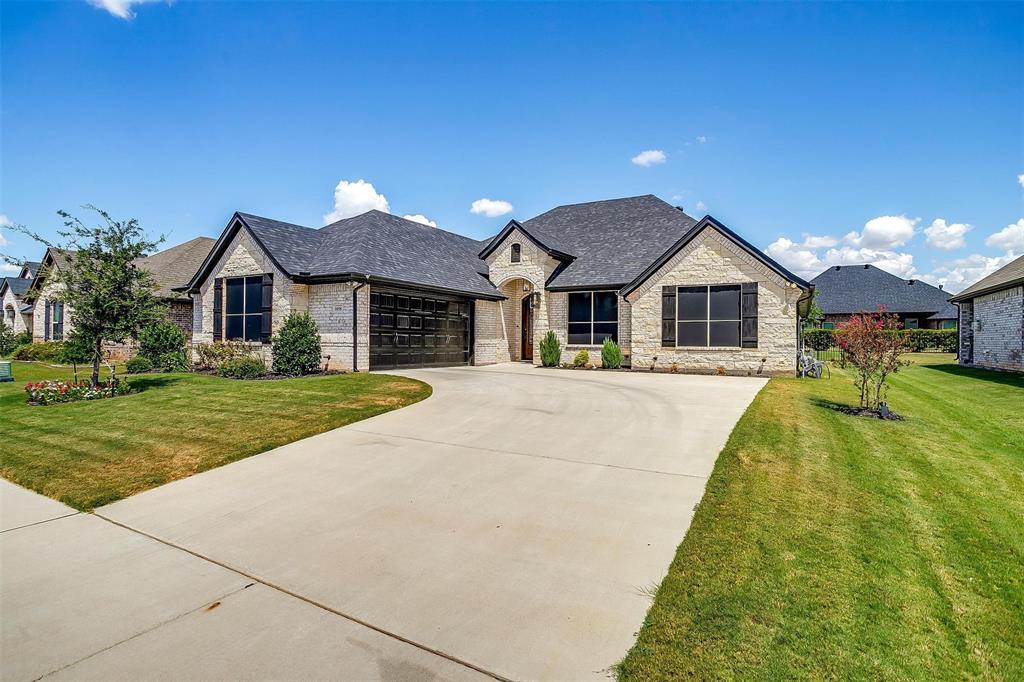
[21,262,41,278]
[1,276,31,298]
[810,264,955,317]
[237,211,497,298]
[949,254,1024,302]
[138,236,216,300]
[519,195,700,288]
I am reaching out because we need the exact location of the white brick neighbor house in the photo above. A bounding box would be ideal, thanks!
[951,254,1024,373]
[184,195,813,375]
[1,261,40,335]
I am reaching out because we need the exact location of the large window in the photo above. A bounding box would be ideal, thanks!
[676,284,741,347]
[225,276,264,341]
[568,291,618,344]
[50,301,64,341]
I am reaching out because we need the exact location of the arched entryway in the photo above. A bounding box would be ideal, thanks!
[496,277,539,362]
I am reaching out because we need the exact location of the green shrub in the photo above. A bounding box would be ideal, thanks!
[156,351,190,373]
[195,341,252,370]
[901,328,957,352]
[601,338,622,369]
[803,328,836,351]
[0,325,17,357]
[271,312,322,376]
[218,356,267,379]
[539,330,561,367]
[125,356,154,374]
[60,329,96,367]
[12,342,65,362]
[138,321,186,362]
[573,349,589,367]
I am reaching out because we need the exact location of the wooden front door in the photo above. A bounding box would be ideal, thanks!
[521,296,533,361]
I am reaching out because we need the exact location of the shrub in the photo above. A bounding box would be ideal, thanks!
[573,349,589,367]
[0,325,17,357]
[14,329,33,346]
[218,356,267,379]
[271,312,321,376]
[12,342,65,362]
[156,351,190,373]
[803,328,836,351]
[60,329,96,366]
[25,378,133,405]
[601,338,622,369]
[539,330,561,367]
[138,321,186,363]
[195,341,253,370]
[902,328,957,353]
[125,356,154,374]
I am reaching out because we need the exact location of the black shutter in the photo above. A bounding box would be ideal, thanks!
[741,282,758,348]
[44,300,51,341]
[661,286,676,346]
[213,278,223,341]
[260,273,274,343]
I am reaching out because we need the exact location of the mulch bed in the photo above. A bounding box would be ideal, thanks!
[835,405,904,421]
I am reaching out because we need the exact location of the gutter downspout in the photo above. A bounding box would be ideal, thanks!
[352,281,367,372]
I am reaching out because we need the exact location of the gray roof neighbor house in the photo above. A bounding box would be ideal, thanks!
[810,263,957,321]
[138,236,217,300]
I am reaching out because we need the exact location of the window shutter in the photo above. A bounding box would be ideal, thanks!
[260,273,274,343]
[741,282,758,348]
[661,286,676,346]
[44,300,51,341]
[213,278,223,341]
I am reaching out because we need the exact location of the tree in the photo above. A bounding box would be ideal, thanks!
[806,288,825,325]
[836,307,909,411]
[16,207,165,387]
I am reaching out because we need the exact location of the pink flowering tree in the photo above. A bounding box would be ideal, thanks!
[836,307,909,410]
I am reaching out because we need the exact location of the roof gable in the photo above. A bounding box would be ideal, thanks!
[1,276,31,299]
[138,236,216,300]
[478,219,575,262]
[811,264,954,315]
[949,254,1024,302]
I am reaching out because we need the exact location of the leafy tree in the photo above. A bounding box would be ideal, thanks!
[272,311,321,375]
[836,307,909,410]
[60,328,97,383]
[12,207,165,387]
[806,288,825,325]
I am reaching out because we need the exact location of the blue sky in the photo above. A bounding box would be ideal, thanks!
[2,1,1021,291]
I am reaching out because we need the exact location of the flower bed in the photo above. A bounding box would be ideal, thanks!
[25,379,134,406]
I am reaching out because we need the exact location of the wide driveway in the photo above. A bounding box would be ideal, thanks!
[2,364,765,681]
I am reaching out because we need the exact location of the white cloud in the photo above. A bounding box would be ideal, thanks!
[323,179,390,224]
[801,234,837,249]
[924,218,972,250]
[822,246,917,278]
[1018,174,1024,188]
[0,263,19,275]
[695,201,707,212]
[696,135,708,144]
[631,150,666,167]
[984,218,1024,254]
[764,237,823,280]
[925,252,1017,293]
[86,0,164,19]
[0,233,7,248]
[470,198,513,218]
[402,214,436,228]
[844,215,918,249]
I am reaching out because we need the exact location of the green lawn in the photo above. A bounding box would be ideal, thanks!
[620,354,1023,680]
[0,361,431,510]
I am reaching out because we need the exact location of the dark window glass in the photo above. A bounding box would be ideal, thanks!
[226,315,243,340]
[245,277,263,313]
[511,243,521,263]
[594,292,617,322]
[710,321,740,347]
[678,321,707,346]
[594,323,617,343]
[568,323,591,345]
[245,314,262,341]
[709,285,740,320]
[677,287,707,321]
[568,292,592,322]
[226,278,244,314]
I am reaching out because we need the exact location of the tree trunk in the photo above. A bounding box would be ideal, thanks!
[91,337,102,388]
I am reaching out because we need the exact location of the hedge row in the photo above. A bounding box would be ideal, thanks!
[803,328,957,353]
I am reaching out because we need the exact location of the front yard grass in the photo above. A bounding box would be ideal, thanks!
[0,362,431,510]
[620,353,1023,680]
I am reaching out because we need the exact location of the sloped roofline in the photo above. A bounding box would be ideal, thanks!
[949,254,1024,302]
[25,247,70,296]
[618,215,812,296]
[477,219,576,262]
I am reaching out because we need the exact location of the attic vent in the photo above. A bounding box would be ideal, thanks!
[863,264,870,269]
[834,266,841,271]
[908,279,916,285]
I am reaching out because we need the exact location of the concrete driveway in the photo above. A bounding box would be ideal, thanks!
[1,364,766,681]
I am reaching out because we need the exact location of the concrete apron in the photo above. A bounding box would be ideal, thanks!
[1,364,766,681]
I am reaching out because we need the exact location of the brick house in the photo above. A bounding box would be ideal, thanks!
[183,195,813,375]
[1,261,41,335]
[950,254,1024,372]
[809,263,957,330]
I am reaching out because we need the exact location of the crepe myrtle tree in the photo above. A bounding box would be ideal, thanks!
[836,306,910,411]
[7,207,166,387]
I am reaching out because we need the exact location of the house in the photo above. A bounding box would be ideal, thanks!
[25,237,215,344]
[1,261,41,335]
[182,195,813,375]
[809,264,957,329]
[950,254,1024,372]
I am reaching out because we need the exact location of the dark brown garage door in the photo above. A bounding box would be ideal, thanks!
[369,287,473,369]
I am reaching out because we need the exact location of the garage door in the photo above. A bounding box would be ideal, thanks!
[369,287,473,369]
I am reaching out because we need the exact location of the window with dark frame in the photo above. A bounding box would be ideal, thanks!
[50,301,64,341]
[567,291,618,345]
[224,275,264,341]
[676,284,741,347]
[511,243,521,263]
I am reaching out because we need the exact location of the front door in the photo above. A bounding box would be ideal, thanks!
[521,296,533,361]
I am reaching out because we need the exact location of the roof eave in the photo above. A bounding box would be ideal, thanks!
[949,277,1024,302]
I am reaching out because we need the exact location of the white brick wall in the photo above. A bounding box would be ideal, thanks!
[547,290,632,365]
[307,282,369,371]
[473,299,504,365]
[626,228,801,375]
[2,287,31,335]
[32,279,73,342]
[970,285,1023,372]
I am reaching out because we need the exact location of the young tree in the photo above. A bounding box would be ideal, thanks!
[836,307,909,411]
[16,207,165,387]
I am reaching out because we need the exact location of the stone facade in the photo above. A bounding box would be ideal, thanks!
[626,228,801,375]
[960,285,1023,372]
[32,279,72,342]
[473,299,505,365]
[2,286,32,335]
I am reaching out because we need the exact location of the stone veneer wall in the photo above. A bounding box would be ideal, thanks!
[473,299,505,365]
[32,279,73,342]
[626,228,802,375]
[967,285,1023,372]
[2,287,31,335]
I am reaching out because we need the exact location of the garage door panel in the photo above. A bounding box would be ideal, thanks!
[369,287,471,370]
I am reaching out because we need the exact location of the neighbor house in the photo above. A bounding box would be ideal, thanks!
[182,195,813,375]
[810,264,957,329]
[950,254,1024,372]
[1,261,41,335]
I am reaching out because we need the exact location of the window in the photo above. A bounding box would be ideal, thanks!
[675,284,741,347]
[822,321,835,330]
[5,305,14,325]
[904,317,919,329]
[50,301,64,341]
[224,275,264,341]
[941,320,956,330]
[567,291,618,344]
[511,243,521,263]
